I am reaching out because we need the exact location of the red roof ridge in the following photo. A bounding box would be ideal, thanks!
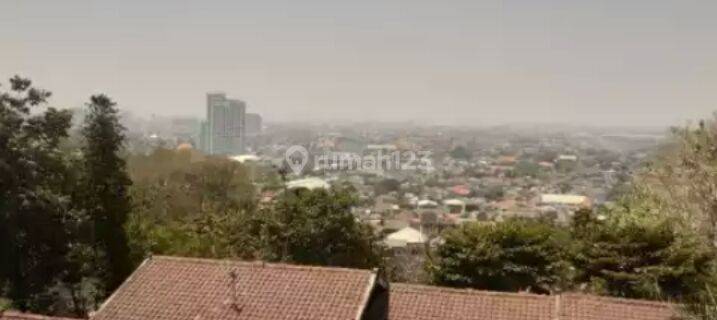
[391,282,553,300]
[355,272,378,320]
[91,257,153,318]
[0,310,80,320]
[392,283,675,308]
[150,255,376,274]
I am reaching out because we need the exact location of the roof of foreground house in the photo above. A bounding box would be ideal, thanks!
[0,311,78,320]
[558,293,675,320]
[390,284,556,320]
[91,256,377,320]
[389,284,675,320]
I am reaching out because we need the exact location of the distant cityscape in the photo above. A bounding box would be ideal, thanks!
[4,1,716,319]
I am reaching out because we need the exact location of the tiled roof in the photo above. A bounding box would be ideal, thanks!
[91,256,377,320]
[0,311,78,320]
[389,284,556,320]
[389,284,676,320]
[558,293,674,320]
[86,255,677,320]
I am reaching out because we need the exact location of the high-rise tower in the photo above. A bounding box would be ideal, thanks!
[200,92,246,155]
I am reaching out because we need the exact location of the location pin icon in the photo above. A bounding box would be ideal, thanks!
[285,145,309,175]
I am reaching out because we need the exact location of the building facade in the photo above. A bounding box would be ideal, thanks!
[200,92,246,155]
[245,112,262,137]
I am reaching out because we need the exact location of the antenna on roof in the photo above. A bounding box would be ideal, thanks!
[227,269,244,314]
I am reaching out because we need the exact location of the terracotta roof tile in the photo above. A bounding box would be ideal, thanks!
[389,283,556,320]
[86,255,678,320]
[389,284,676,320]
[91,256,377,320]
[558,293,675,320]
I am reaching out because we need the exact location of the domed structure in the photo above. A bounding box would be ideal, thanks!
[176,143,193,151]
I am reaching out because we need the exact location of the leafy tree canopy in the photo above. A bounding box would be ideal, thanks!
[430,218,572,294]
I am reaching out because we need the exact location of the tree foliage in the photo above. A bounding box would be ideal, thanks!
[126,149,382,269]
[511,160,543,178]
[679,286,717,320]
[0,76,75,312]
[430,218,572,294]
[261,187,383,268]
[431,203,717,301]
[126,150,258,260]
[449,146,471,160]
[374,178,401,196]
[636,116,717,243]
[76,95,134,295]
[572,207,716,300]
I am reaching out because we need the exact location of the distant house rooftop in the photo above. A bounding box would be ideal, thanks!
[286,177,330,190]
[557,154,578,162]
[416,199,438,209]
[229,154,261,163]
[366,144,397,151]
[443,198,465,206]
[540,194,590,206]
[385,227,427,248]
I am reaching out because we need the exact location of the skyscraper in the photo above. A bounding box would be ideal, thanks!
[200,92,246,155]
[245,113,262,137]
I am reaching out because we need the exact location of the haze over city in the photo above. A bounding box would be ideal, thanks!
[2,0,716,127]
[9,1,717,320]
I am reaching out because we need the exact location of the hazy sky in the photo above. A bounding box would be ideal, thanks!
[2,0,715,126]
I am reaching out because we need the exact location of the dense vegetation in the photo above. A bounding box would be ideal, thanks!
[125,148,382,268]
[1,76,75,313]
[428,207,716,301]
[430,218,571,294]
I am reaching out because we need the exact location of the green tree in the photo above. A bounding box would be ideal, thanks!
[261,187,383,268]
[636,117,717,244]
[430,218,572,294]
[77,95,133,297]
[679,286,717,320]
[125,151,257,261]
[479,185,504,201]
[450,146,471,160]
[512,160,542,178]
[374,178,401,196]
[0,76,75,312]
[572,210,715,300]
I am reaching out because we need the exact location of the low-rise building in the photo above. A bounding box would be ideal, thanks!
[385,226,427,249]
